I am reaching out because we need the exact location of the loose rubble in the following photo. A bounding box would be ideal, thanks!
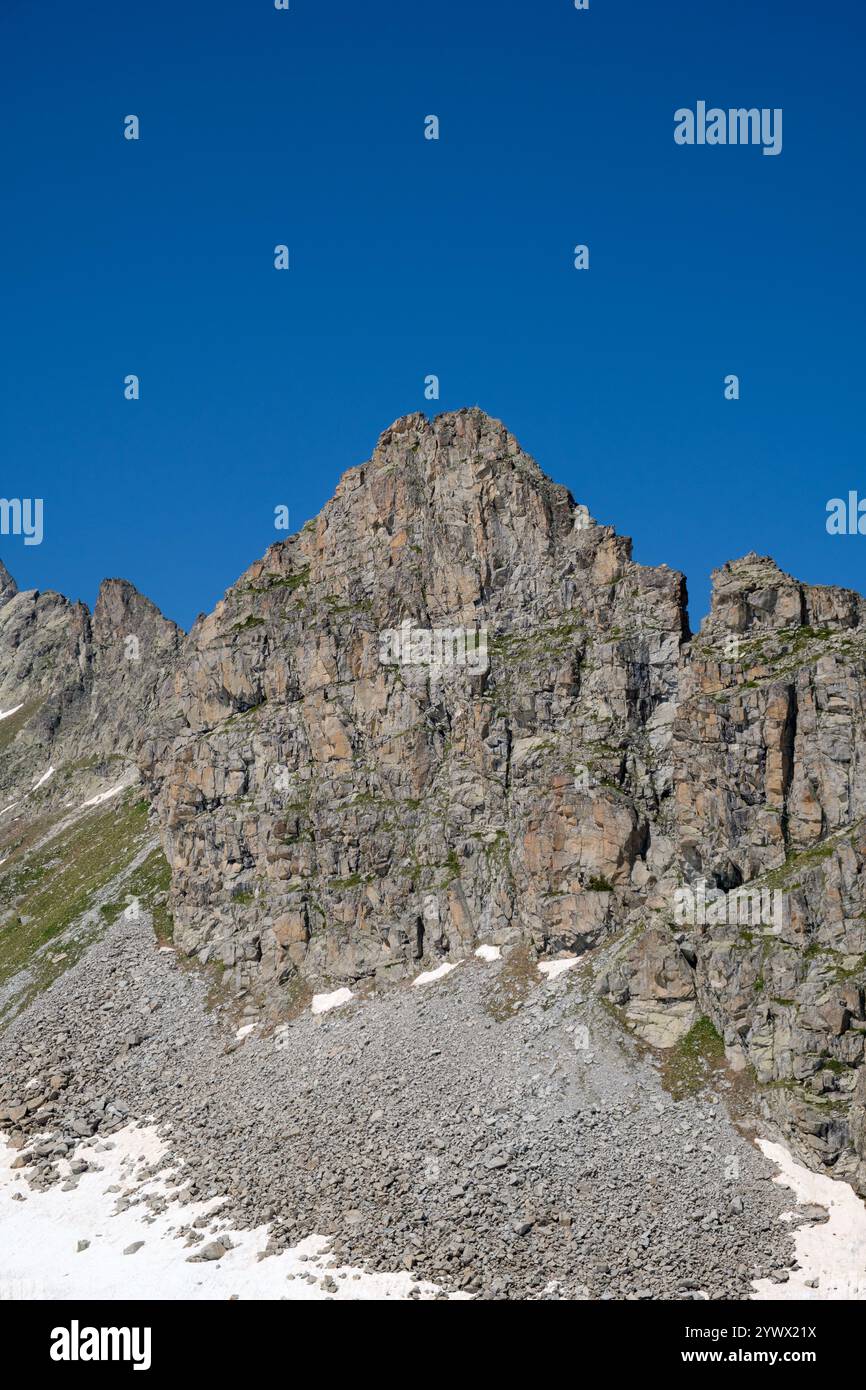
[0,911,802,1300]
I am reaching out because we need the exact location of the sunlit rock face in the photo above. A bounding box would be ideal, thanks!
[7,408,864,1193]
[135,410,866,1191]
[139,408,688,998]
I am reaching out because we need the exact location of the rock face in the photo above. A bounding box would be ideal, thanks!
[570,550,866,1191]
[0,569,181,816]
[4,407,866,1196]
[140,409,688,996]
[137,409,866,1190]
[0,558,17,609]
[666,556,866,1191]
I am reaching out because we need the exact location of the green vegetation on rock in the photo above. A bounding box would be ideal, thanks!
[661,1017,726,1100]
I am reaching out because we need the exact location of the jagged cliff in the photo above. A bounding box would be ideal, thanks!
[3,408,865,1192]
[0,569,181,815]
[139,409,688,996]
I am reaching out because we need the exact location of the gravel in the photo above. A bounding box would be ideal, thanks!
[0,912,797,1299]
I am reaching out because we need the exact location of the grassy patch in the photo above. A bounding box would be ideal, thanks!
[661,1016,727,1100]
[100,845,173,943]
[323,593,373,616]
[586,875,613,892]
[487,616,583,663]
[441,848,461,884]
[0,701,41,754]
[483,943,538,1022]
[819,1056,848,1075]
[244,567,310,595]
[328,873,364,890]
[0,794,151,989]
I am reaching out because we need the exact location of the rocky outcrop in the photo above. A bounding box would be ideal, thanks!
[602,553,866,1189]
[0,565,181,821]
[140,409,688,996]
[135,409,866,1192]
[4,408,866,1196]
[0,559,16,609]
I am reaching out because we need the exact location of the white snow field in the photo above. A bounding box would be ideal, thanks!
[752,1139,866,1300]
[0,1124,459,1301]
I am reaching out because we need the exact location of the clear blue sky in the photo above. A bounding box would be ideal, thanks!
[2,0,864,631]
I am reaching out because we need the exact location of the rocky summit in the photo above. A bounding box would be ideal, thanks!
[2,408,866,1295]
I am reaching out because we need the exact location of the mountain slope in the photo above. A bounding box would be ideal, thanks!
[2,408,865,1196]
[137,409,866,1193]
[0,569,180,1017]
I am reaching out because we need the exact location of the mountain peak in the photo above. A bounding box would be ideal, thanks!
[94,576,183,638]
[702,552,864,638]
[370,407,547,483]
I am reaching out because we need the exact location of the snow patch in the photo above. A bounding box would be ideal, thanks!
[413,962,456,987]
[538,957,579,981]
[0,704,24,722]
[474,944,501,962]
[235,1024,257,1041]
[0,1124,460,1301]
[32,766,55,791]
[81,781,129,810]
[752,1139,866,1300]
[311,988,355,1015]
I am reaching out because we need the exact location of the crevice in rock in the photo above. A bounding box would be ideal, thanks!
[780,683,798,850]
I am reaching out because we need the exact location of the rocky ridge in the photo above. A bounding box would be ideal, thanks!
[0,568,180,818]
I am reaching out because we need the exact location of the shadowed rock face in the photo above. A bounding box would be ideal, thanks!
[4,408,866,1194]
